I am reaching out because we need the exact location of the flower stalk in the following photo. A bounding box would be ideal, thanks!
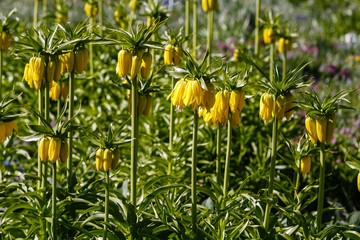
[67,71,75,192]
[255,0,261,55]
[51,162,57,240]
[131,77,139,205]
[270,43,274,82]
[169,77,175,152]
[89,18,94,75]
[185,0,190,50]
[264,101,279,230]
[99,0,103,37]
[192,0,197,57]
[282,48,287,80]
[317,143,326,232]
[104,170,110,239]
[223,117,232,197]
[191,110,199,235]
[216,127,222,184]
[207,10,214,65]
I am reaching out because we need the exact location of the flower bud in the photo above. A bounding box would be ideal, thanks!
[110,149,120,170]
[59,141,69,164]
[173,47,183,65]
[272,95,286,120]
[39,138,50,162]
[96,149,104,171]
[103,149,113,172]
[0,122,5,142]
[61,83,69,100]
[48,138,62,162]
[84,2,98,17]
[325,113,336,144]
[201,0,218,12]
[138,94,147,115]
[140,52,152,80]
[164,44,174,65]
[358,172,360,192]
[117,49,132,78]
[47,61,56,86]
[316,116,327,143]
[260,93,274,122]
[305,116,317,144]
[130,55,142,79]
[284,93,295,120]
[300,156,311,175]
[33,57,45,90]
[143,95,153,116]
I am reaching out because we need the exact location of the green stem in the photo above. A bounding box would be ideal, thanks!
[207,10,214,65]
[169,77,175,152]
[191,109,199,235]
[317,143,326,232]
[282,49,287,80]
[223,117,232,197]
[0,50,2,99]
[104,171,109,240]
[264,110,279,231]
[67,71,75,192]
[294,159,300,198]
[185,0,190,50]
[51,162,57,239]
[270,43,274,82]
[216,127,221,184]
[42,0,47,25]
[131,77,138,206]
[255,0,261,55]
[99,0,103,37]
[128,10,134,32]
[57,82,61,119]
[33,0,39,33]
[89,18,94,75]
[192,0,197,57]
[37,88,44,190]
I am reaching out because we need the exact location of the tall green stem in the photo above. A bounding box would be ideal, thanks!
[282,49,287,80]
[0,50,2,99]
[57,82,61,119]
[67,72,75,192]
[169,77,175,152]
[192,0,197,57]
[99,0,103,37]
[89,18,94,75]
[37,88,44,190]
[216,127,221,184]
[270,43,274,82]
[317,143,326,232]
[104,171,109,240]
[207,11,214,65]
[264,110,279,230]
[191,110,199,235]
[42,0,47,25]
[33,0,39,33]
[223,118,232,197]
[51,162,57,239]
[185,0,190,50]
[255,0,261,55]
[131,77,139,205]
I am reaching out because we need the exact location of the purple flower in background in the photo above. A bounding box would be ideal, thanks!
[217,41,228,51]
[336,158,342,164]
[339,69,351,79]
[4,160,10,166]
[328,64,340,75]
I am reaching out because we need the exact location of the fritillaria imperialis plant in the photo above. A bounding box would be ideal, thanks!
[86,122,131,239]
[168,50,223,234]
[300,89,354,233]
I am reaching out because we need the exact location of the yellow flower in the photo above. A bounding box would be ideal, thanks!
[117,49,132,78]
[278,38,293,53]
[103,149,113,172]
[164,44,174,66]
[46,61,56,86]
[48,138,62,163]
[54,60,62,82]
[325,114,336,144]
[357,172,360,192]
[305,116,317,144]
[316,116,327,144]
[263,28,276,44]
[300,156,311,174]
[130,55,142,79]
[1,32,12,52]
[201,0,218,12]
[183,80,205,110]
[173,47,183,65]
[0,122,5,142]
[229,90,245,113]
[110,149,120,171]
[211,90,230,125]
[50,82,61,101]
[96,149,104,171]
[168,79,187,110]
[140,52,152,80]
[272,95,287,120]
[138,94,147,115]
[356,56,360,62]
[61,83,69,100]
[33,57,45,90]
[259,93,274,122]
[39,138,50,162]
[84,2,98,17]
[59,141,69,164]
